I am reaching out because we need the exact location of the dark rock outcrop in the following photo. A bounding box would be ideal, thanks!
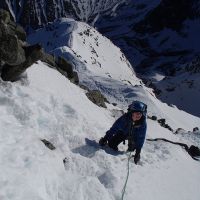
[41,54,79,85]
[1,44,44,81]
[0,7,10,23]
[41,53,57,68]
[86,90,109,108]
[151,116,157,121]
[41,139,56,150]
[55,56,79,85]
[157,118,166,125]
[0,9,79,84]
[0,28,26,66]
[157,118,173,132]
[193,127,199,132]
[0,9,44,81]
[188,145,200,157]
[0,9,26,66]
[175,128,185,134]
[7,20,26,41]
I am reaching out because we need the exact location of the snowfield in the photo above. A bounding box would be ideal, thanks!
[155,71,200,117]
[0,62,200,200]
[28,19,200,130]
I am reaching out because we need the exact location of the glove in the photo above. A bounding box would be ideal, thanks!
[99,137,107,146]
[134,149,141,164]
[134,153,140,164]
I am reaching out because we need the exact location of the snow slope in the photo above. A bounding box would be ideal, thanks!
[94,0,200,117]
[28,19,200,131]
[28,18,137,84]
[0,62,200,200]
[153,70,200,117]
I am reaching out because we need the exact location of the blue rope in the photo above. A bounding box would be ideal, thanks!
[121,152,132,200]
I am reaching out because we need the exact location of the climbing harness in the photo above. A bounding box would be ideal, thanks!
[121,152,132,200]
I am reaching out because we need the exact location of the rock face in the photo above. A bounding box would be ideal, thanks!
[0,9,79,83]
[1,44,44,81]
[55,56,79,85]
[0,9,26,66]
[0,9,44,81]
[41,139,56,150]
[86,90,109,108]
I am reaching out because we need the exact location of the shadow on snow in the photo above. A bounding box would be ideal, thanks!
[72,138,124,158]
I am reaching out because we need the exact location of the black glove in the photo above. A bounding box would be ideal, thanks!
[134,149,141,164]
[99,137,107,146]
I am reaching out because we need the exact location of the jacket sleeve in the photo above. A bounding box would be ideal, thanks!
[135,122,147,150]
[105,115,126,140]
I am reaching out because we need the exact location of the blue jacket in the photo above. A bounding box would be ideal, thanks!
[105,113,147,150]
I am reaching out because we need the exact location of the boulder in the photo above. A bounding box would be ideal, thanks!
[70,71,79,85]
[86,90,109,108]
[55,56,79,84]
[0,9,77,83]
[174,128,185,134]
[0,22,26,66]
[7,20,26,41]
[79,84,90,91]
[188,145,200,157]
[193,127,199,132]
[41,53,56,67]
[158,118,166,124]
[1,44,44,81]
[41,139,56,150]
[56,56,74,78]
[168,127,173,132]
[163,124,173,132]
[151,115,157,121]
[0,9,10,24]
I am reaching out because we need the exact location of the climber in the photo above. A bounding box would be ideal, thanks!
[99,100,147,164]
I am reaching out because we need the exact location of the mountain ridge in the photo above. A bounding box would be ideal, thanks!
[0,0,124,30]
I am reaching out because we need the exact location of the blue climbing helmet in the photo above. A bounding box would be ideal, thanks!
[128,100,147,116]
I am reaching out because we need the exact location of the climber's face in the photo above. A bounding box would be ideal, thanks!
[132,112,142,122]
